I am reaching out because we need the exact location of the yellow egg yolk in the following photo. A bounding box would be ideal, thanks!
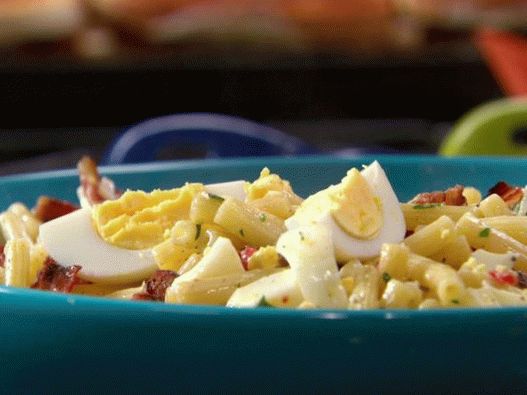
[92,183,204,250]
[328,168,383,240]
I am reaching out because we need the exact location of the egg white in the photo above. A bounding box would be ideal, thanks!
[38,208,157,284]
[285,161,406,260]
[204,180,246,200]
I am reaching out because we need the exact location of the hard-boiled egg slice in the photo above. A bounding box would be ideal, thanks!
[38,208,157,284]
[78,180,247,209]
[171,236,245,285]
[285,161,405,260]
[276,224,347,308]
[204,180,246,200]
[226,269,303,308]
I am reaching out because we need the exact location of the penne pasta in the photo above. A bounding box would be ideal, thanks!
[381,279,423,308]
[476,194,511,217]
[404,215,456,257]
[456,213,527,271]
[4,238,32,287]
[7,203,42,242]
[429,235,472,269]
[345,262,380,310]
[167,268,283,305]
[407,252,465,306]
[189,192,223,224]
[377,243,410,281]
[401,203,473,231]
[214,197,285,247]
[481,216,527,245]
[0,212,32,242]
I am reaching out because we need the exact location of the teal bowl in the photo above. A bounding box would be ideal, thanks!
[1,155,527,394]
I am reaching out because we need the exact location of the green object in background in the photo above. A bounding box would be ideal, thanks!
[439,98,527,156]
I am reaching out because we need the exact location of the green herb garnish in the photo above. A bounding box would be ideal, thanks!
[239,229,245,237]
[208,193,224,202]
[382,272,391,283]
[195,224,202,240]
[259,213,267,222]
[299,231,305,241]
[479,228,491,238]
[257,296,274,308]
[451,299,460,305]
[413,203,442,209]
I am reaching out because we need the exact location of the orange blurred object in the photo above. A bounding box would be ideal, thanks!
[476,29,527,97]
[87,0,408,53]
[0,0,85,46]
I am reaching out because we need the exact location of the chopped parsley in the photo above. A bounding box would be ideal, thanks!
[194,224,202,240]
[451,299,460,305]
[257,296,274,307]
[413,203,442,209]
[208,193,224,202]
[239,229,245,237]
[299,231,305,241]
[478,228,491,238]
[259,213,267,222]
[382,272,391,283]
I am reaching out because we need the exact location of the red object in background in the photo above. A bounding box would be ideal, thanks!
[476,29,527,96]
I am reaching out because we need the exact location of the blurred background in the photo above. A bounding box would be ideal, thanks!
[0,0,526,174]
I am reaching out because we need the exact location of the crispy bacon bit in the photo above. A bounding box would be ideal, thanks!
[132,270,178,302]
[239,246,257,271]
[33,196,79,222]
[517,271,527,289]
[31,257,88,293]
[278,254,289,268]
[0,245,4,268]
[489,269,519,287]
[77,156,121,205]
[488,181,523,208]
[411,185,466,206]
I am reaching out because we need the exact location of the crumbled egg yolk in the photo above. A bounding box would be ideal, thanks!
[247,246,282,270]
[246,167,300,202]
[245,167,302,219]
[328,168,383,240]
[92,183,204,250]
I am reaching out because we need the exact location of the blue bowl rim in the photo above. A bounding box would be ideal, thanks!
[0,153,525,182]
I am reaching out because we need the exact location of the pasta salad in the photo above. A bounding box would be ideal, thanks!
[1,156,527,309]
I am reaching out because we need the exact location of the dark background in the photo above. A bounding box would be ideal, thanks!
[0,45,501,174]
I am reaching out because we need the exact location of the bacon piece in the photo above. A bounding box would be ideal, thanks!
[488,181,523,209]
[77,156,121,205]
[132,270,177,302]
[31,258,88,293]
[239,246,257,271]
[489,269,519,287]
[33,196,79,222]
[411,185,466,206]
[277,254,289,268]
[517,271,527,289]
[0,245,4,268]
